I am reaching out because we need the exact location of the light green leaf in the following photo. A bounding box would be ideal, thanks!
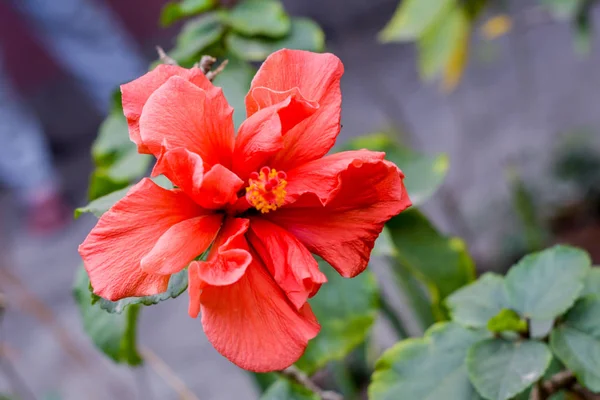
[550,297,600,391]
[260,379,319,400]
[212,55,255,129]
[418,7,469,81]
[344,133,449,206]
[226,18,324,62]
[446,273,509,329]
[369,322,488,400]
[378,0,454,42]
[76,176,173,219]
[226,0,290,37]
[73,267,142,365]
[541,0,584,19]
[504,245,591,320]
[92,110,131,166]
[486,309,527,333]
[295,259,379,374]
[387,208,475,314]
[75,185,131,219]
[92,269,188,314]
[169,12,225,63]
[467,339,552,400]
[581,268,600,298]
[160,0,216,27]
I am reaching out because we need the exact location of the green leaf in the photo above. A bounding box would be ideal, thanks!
[226,0,290,38]
[344,133,449,206]
[75,185,131,219]
[418,7,470,81]
[160,0,216,27]
[504,245,591,320]
[467,339,552,400]
[295,259,379,374]
[369,322,488,400]
[93,269,188,314]
[73,267,142,365]
[541,0,584,19]
[446,273,509,329]
[581,268,600,298]
[378,0,454,42]
[226,18,324,62]
[550,297,600,391]
[169,12,225,63]
[212,56,255,129]
[486,309,527,333]
[92,110,131,166]
[87,170,129,201]
[260,378,319,400]
[387,208,475,315]
[76,176,173,219]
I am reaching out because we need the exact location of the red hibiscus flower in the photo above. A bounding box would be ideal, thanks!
[79,49,411,372]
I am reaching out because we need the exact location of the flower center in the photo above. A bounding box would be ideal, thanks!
[245,166,287,214]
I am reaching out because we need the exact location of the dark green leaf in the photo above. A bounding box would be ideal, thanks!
[486,309,527,333]
[446,273,509,329]
[295,259,379,374]
[92,111,131,166]
[550,297,600,391]
[73,267,142,365]
[418,7,469,80]
[504,245,591,320]
[581,268,600,298]
[169,12,225,63]
[369,322,488,400]
[226,0,290,37]
[260,378,319,400]
[160,0,216,27]
[344,133,449,206]
[87,170,129,201]
[467,339,552,400]
[387,208,475,315]
[226,18,324,62]
[378,0,454,42]
[93,269,188,314]
[212,55,255,129]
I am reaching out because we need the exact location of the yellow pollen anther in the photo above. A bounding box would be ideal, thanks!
[245,167,287,213]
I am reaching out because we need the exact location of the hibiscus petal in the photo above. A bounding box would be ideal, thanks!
[152,146,204,200]
[233,88,318,179]
[140,214,223,275]
[199,259,320,372]
[195,164,245,209]
[139,75,234,170]
[195,218,252,287]
[268,155,411,278]
[121,64,218,153]
[79,178,204,301]
[248,218,326,309]
[246,49,343,170]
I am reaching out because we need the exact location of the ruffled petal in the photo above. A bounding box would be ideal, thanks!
[141,214,223,275]
[246,49,343,170]
[268,156,411,278]
[194,218,252,287]
[79,178,204,301]
[121,64,218,153]
[138,75,234,170]
[152,147,204,201]
[195,164,245,210]
[248,218,326,309]
[233,89,318,180]
[199,259,320,372]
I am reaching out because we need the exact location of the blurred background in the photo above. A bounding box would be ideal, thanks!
[1,0,600,398]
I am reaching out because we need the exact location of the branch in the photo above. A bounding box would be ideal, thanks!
[140,347,200,400]
[541,371,576,394]
[205,59,228,81]
[156,46,177,66]
[281,365,344,400]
